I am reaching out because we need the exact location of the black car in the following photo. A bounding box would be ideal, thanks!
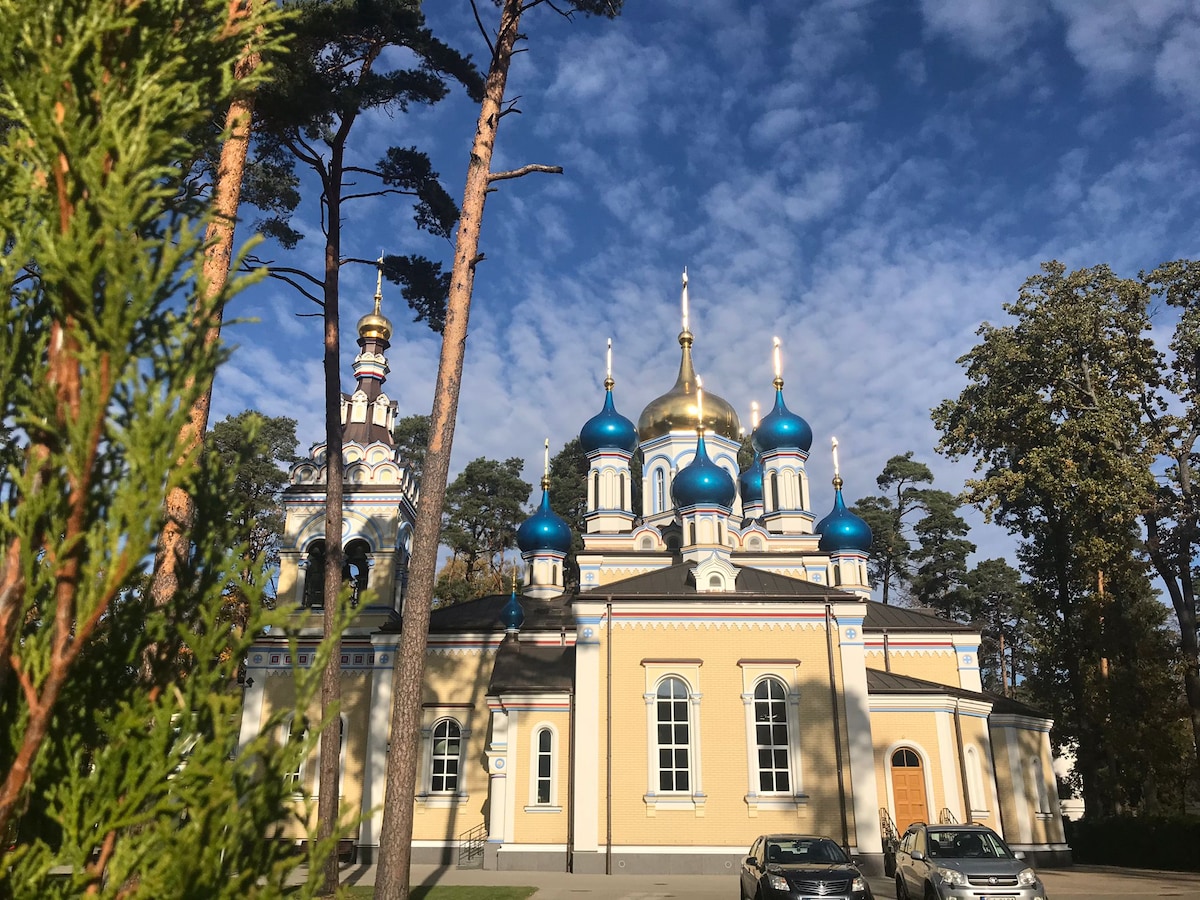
[740,834,874,900]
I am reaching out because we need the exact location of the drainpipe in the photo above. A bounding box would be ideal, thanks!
[825,603,850,849]
[883,629,891,673]
[606,600,613,876]
[566,685,575,872]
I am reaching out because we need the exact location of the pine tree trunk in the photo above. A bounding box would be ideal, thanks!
[317,140,347,897]
[374,2,524,896]
[150,27,260,615]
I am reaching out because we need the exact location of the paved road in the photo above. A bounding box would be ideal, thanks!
[328,863,1200,899]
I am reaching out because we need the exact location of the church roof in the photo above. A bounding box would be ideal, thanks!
[489,641,575,694]
[866,667,1047,719]
[862,602,978,633]
[591,563,860,600]
[389,593,575,634]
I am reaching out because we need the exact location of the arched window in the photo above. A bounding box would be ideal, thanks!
[754,678,791,793]
[303,540,326,608]
[592,471,601,508]
[688,522,696,546]
[769,472,779,512]
[430,719,462,793]
[654,469,666,513]
[281,717,308,793]
[343,539,371,607]
[620,472,627,510]
[534,728,553,805]
[656,677,691,792]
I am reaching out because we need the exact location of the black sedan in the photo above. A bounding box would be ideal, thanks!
[740,834,874,900]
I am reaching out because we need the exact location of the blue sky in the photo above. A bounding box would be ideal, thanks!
[212,0,1200,570]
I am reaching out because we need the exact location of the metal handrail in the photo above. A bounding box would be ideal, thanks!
[457,822,486,869]
[938,807,959,824]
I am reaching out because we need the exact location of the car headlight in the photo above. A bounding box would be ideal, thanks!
[938,868,967,886]
[766,873,789,891]
[1018,867,1038,886]
[852,875,866,892]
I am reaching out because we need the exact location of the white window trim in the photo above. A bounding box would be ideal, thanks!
[280,716,308,798]
[524,722,562,813]
[738,663,808,813]
[417,713,471,808]
[641,661,705,815]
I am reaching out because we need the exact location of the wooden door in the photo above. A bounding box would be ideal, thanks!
[891,747,928,828]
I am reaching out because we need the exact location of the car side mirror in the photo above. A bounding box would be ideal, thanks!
[1014,851,1026,860]
[745,856,758,867]
[911,850,924,861]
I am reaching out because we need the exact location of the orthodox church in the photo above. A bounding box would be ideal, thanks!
[236,271,1070,875]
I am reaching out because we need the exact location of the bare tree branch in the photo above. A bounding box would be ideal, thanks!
[468,0,495,57]
[265,271,324,306]
[487,163,562,183]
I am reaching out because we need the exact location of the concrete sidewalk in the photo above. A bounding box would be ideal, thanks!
[320,862,1200,899]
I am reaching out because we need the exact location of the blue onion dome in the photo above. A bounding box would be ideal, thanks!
[738,453,764,506]
[672,431,737,509]
[817,477,873,552]
[638,331,741,441]
[500,585,525,632]
[580,381,639,454]
[753,385,813,454]
[517,483,573,554]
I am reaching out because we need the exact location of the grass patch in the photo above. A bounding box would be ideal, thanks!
[336,887,536,899]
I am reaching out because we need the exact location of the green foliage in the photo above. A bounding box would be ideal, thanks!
[850,451,935,605]
[933,260,1187,816]
[246,0,484,330]
[438,457,531,601]
[909,489,975,619]
[0,0,349,892]
[392,414,432,484]
[207,411,300,595]
[961,559,1031,695]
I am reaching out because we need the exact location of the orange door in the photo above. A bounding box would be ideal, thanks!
[891,748,928,828]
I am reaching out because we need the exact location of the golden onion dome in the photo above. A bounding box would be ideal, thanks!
[637,330,741,441]
[357,310,393,343]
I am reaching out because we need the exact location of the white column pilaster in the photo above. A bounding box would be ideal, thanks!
[834,608,882,854]
[359,639,396,848]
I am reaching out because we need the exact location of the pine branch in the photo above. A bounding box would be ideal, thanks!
[487,163,563,183]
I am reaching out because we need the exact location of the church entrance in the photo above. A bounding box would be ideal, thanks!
[890,747,928,828]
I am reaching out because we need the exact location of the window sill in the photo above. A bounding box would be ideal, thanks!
[744,793,810,815]
[416,792,470,809]
[643,792,707,816]
[522,805,563,814]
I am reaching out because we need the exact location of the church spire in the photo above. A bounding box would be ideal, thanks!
[344,253,398,445]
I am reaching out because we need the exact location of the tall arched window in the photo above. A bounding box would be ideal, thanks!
[592,471,601,508]
[281,717,307,793]
[769,472,779,512]
[754,678,791,792]
[303,540,326,608]
[655,469,666,513]
[343,539,371,607]
[656,677,691,792]
[620,472,627,510]
[430,718,462,793]
[534,728,553,804]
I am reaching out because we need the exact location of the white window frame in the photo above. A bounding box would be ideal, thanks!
[418,712,471,807]
[739,662,807,812]
[524,723,562,812]
[280,716,308,796]
[641,661,704,814]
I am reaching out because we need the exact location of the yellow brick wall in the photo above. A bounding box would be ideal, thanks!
[879,650,961,686]
[511,711,571,845]
[597,621,856,848]
[261,670,372,839]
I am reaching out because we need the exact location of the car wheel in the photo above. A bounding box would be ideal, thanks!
[895,874,907,900]
[924,885,939,900]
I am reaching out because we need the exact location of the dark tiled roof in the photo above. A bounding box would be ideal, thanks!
[862,601,977,633]
[591,563,859,601]
[866,668,1047,718]
[379,593,575,634]
[489,640,575,694]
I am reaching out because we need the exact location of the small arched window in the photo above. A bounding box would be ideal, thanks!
[534,728,553,805]
[620,472,627,510]
[343,539,371,607]
[655,469,666,513]
[303,540,326,608]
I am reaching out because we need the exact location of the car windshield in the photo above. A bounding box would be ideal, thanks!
[765,838,848,865]
[927,830,1014,860]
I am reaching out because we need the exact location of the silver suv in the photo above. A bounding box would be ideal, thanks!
[894,823,1048,900]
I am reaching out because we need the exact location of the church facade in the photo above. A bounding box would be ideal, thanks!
[236,275,1070,875]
